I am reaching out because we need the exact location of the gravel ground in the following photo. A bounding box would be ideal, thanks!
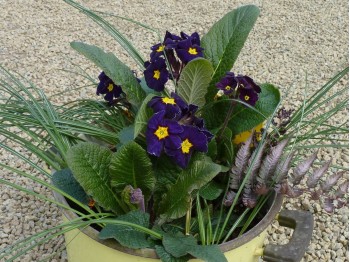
[0,0,348,261]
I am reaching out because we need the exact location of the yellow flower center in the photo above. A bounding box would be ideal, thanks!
[156,45,165,52]
[107,83,114,92]
[188,47,198,55]
[154,126,169,140]
[244,95,250,101]
[225,86,231,91]
[153,70,161,80]
[162,97,176,105]
[181,139,193,154]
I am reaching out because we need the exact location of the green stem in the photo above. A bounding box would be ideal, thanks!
[185,198,193,235]
[222,208,250,243]
[217,100,236,140]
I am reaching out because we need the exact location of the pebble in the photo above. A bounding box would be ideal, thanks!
[0,0,348,261]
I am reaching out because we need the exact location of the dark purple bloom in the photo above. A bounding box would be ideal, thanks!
[146,110,183,157]
[144,58,169,91]
[239,87,259,106]
[176,103,213,142]
[180,31,201,46]
[165,125,209,168]
[97,71,123,103]
[164,31,182,49]
[215,72,238,95]
[148,92,188,119]
[176,38,204,64]
[236,75,261,93]
[150,43,165,61]
[236,75,261,106]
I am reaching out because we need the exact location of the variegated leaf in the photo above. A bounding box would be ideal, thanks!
[257,139,289,185]
[306,160,331,188]
[229,132,253,190]
[291,151,318,185]
[321,171,344,192]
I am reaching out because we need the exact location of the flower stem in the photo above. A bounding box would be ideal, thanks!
[185,197,193,235]
[217,100,236,140]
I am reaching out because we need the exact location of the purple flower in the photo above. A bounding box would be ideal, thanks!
[148,92,188,119]
[146,111,183,157]
[180,32,201,46]
[97,72,123,103]
[215,72,238,95]
[144,58,169,91]
[176,103,213,142]
[176,38,204,64]
[239,87,259,106]
[166,126,209,168]
[164,31,182,49]
[130,187,145,212]
[150,43,165,61]
[236,75,261,106]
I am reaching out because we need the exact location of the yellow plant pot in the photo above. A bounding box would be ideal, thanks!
[55,192,313,262]
[63,218,268,262]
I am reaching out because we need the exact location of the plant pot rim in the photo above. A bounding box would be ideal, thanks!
[53,191,283,258]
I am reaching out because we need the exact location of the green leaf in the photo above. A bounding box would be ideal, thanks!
[162,233,197,257]
[199,181,224,200]
[162,233,227,262]
[158,159,222,220]
[217,128,234,165]
[99,210,151,249]
[51,168,89,205]
[110,141,155,200]
[177,58,214,108]
[70,42,146,106]
[66,142,126,214]
[203,84,280,135]
[134,94,155,138]
[64,0,145,69]
[155,245,189,262]
[202,5,260,101]
[117,125,135,145]
[228,83,280,135]
[207,139,218,160]
[188,245,227,262]
[139,77,160,95]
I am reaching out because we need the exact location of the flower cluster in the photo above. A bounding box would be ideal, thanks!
[216,72,261,106]
[144,31,204,92]
[146,93,212,168]
[96,71,123,104]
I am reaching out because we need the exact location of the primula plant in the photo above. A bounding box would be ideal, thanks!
[0,1,348,261]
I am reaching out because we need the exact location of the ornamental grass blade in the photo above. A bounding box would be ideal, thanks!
[229,132,253,190]
[63,0,145,69]
[66,142,126,214]
[291,151,318,185]
[306,160,331,188]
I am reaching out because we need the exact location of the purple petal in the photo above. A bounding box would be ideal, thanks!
[147,111,166,130]
[164,120,183,134]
